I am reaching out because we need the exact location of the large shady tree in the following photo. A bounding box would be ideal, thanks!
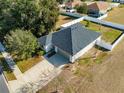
[0,0,59,39]
[4,29,39,61]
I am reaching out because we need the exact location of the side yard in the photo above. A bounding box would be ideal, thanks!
[80,20,122,44]
[55,15,75,30]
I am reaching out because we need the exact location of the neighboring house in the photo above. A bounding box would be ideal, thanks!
[39,23,101,63]
[65,1,82,9]
[88,2,111,17]
[112,0,124,4]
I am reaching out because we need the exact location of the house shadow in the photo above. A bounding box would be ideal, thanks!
[95,45,109,52]
[43,53,69,68]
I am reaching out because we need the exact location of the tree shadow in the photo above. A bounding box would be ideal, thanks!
[63,17,74,20]
[0,56,12,73]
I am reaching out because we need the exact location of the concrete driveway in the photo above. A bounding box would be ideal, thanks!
[0,68,9,93]
[45,53,69,68]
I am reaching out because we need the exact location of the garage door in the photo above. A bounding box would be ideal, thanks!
[57,48,70,60]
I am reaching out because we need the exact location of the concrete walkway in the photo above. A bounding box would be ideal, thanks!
[0,71,9,93]
[8,58,64,93]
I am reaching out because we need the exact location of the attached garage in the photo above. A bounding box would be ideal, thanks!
[39,23,101,63]
[55,46,70,60]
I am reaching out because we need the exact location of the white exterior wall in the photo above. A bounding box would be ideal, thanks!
[55,46,58,52]
[55,46,70,59]
[44,43,53,52]
[70,37,101,62]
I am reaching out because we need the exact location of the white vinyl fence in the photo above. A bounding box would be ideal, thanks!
[96,40,112,50]
[96,34,124,50]
[61,17,85,28]
[97,13,108,20]
[110,3,120,8]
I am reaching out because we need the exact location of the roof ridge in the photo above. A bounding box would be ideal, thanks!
[69,27,73,55]
[95,2,100,10]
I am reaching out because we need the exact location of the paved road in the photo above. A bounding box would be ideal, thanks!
[0,68,9,93]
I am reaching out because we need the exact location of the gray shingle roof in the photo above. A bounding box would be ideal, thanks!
[39,23,100,55]
[38,33,52,46]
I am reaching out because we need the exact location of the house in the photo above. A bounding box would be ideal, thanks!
[112,0,124,4]
[88,2,111,17]
[38,23,101,63]
[65,1,82,10]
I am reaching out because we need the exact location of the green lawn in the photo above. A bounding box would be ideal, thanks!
[17,56,43,73]
[0,54,16,81]
[80,21,122,44]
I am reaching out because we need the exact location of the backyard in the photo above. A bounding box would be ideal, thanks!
[104,6,124,25]
[80,20,122,44]
[55,15,75,30]
[37,38,124,93]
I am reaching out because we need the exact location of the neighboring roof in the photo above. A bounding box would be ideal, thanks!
[65,1,82,7]
[39,23,100,55]
[88,2,110,11]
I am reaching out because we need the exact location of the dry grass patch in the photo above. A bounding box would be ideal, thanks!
[3,71,16,81]
[78,50,108,65]
[17,56,43,73]
[55,15,74,30]
[105,7,124,25]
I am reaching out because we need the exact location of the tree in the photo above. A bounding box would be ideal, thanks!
[0,0,59,39]
[80,0,86,2]
[4,29,39,61]
[0,0,12,40]
[86,20,90,27]
[38,0,59,35]
[56,0,65,4]
[76,3,88,14]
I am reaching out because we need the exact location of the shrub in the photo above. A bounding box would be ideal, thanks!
[76,3,88,14]
[37,50,45,56]
[86,20,90,27]
[119,4,124,8]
